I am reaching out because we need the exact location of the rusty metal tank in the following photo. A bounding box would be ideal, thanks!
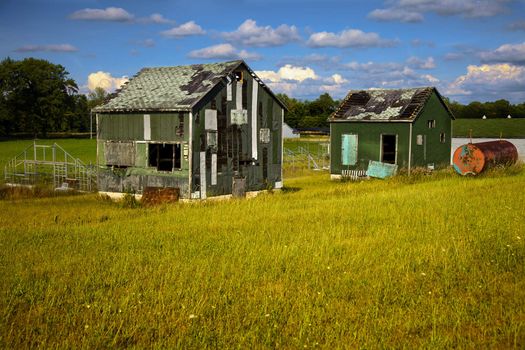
[453,140,518,175]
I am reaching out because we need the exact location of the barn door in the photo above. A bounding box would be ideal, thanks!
[342,134,358,166]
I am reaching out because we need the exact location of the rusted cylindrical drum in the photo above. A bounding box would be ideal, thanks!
[453,140,518,175]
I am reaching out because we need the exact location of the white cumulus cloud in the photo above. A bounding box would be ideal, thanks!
[69,7,134,22]
[480,42,525,66]
[255,65,351,98]
[331,74,348,84]
[161,21,205,38]
[447,64,525,101]
[222,19,301,47]
[87,71,128,92]
[188,43,260,60]
[256,65,318,83]
[307,29,397,48]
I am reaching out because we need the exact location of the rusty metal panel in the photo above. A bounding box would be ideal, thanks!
[142,187,179,205]
[366,160,398,179]
[104,141,135,166]
[453,140,518,175]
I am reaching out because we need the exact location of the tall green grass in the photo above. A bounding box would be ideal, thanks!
[453,118,525,138]
[1,169,524,348]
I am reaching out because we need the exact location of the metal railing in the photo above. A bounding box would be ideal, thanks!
[4,142,97,192]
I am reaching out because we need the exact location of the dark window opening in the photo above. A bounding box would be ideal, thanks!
[427,120,436,128]
[440,132,446,143]
[210,97,216,110]
[381,134,397,164]
[235,71,243,82]
[148,143,181,171]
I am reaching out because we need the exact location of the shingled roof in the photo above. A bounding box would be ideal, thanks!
[329,87,454,122]
[93,60,285,113]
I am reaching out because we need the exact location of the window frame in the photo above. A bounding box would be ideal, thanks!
[147,142,182,172]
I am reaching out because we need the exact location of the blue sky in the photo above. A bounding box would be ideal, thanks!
[1,0,525,103]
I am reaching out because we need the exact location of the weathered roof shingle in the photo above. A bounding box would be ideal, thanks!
[330,87,453,122]
[93,60,244,112]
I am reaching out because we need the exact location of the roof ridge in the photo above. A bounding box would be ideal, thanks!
[139,60,244,71]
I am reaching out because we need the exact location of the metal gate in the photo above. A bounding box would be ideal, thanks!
[3,142,97,192]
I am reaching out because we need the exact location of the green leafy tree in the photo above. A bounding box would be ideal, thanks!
[0,57,79,136]
[87,86,109,110]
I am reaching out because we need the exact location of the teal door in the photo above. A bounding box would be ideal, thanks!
[342,134,358,166]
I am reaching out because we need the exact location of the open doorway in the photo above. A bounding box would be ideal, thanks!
[381,134,397,164]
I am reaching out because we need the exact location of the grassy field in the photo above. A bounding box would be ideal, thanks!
[453,118,525,138]
[0,138,97,179]
[1,166,524,348]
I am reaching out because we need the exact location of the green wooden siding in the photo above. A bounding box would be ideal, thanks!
[411,93,452,168]
[330,91,452,175]
[98,114,143,140]
[331,122,410,173]
[192,67,283,196]
[98,113,188,142]
[96,68,283,197]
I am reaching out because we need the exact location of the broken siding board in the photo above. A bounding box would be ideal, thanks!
[200,151,206,199]
[144,114,151,140]
[135,142,148,167]
[366,160,398,178]
[236,81,242,110]
[104,141,135,166]
[211,153,217,185]
[205,109,218,130]
[227,77,232,101]
[251,79,258,160]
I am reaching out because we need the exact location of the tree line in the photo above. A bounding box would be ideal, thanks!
[446,99,525,119]
[1,57,523,137]
[0,57,109,137]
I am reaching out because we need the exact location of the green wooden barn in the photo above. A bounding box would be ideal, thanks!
[93,60,285,199]
[329,87,455,179]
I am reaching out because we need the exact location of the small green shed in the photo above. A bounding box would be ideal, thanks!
[93,60,285,199]
[329,87,454,179]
